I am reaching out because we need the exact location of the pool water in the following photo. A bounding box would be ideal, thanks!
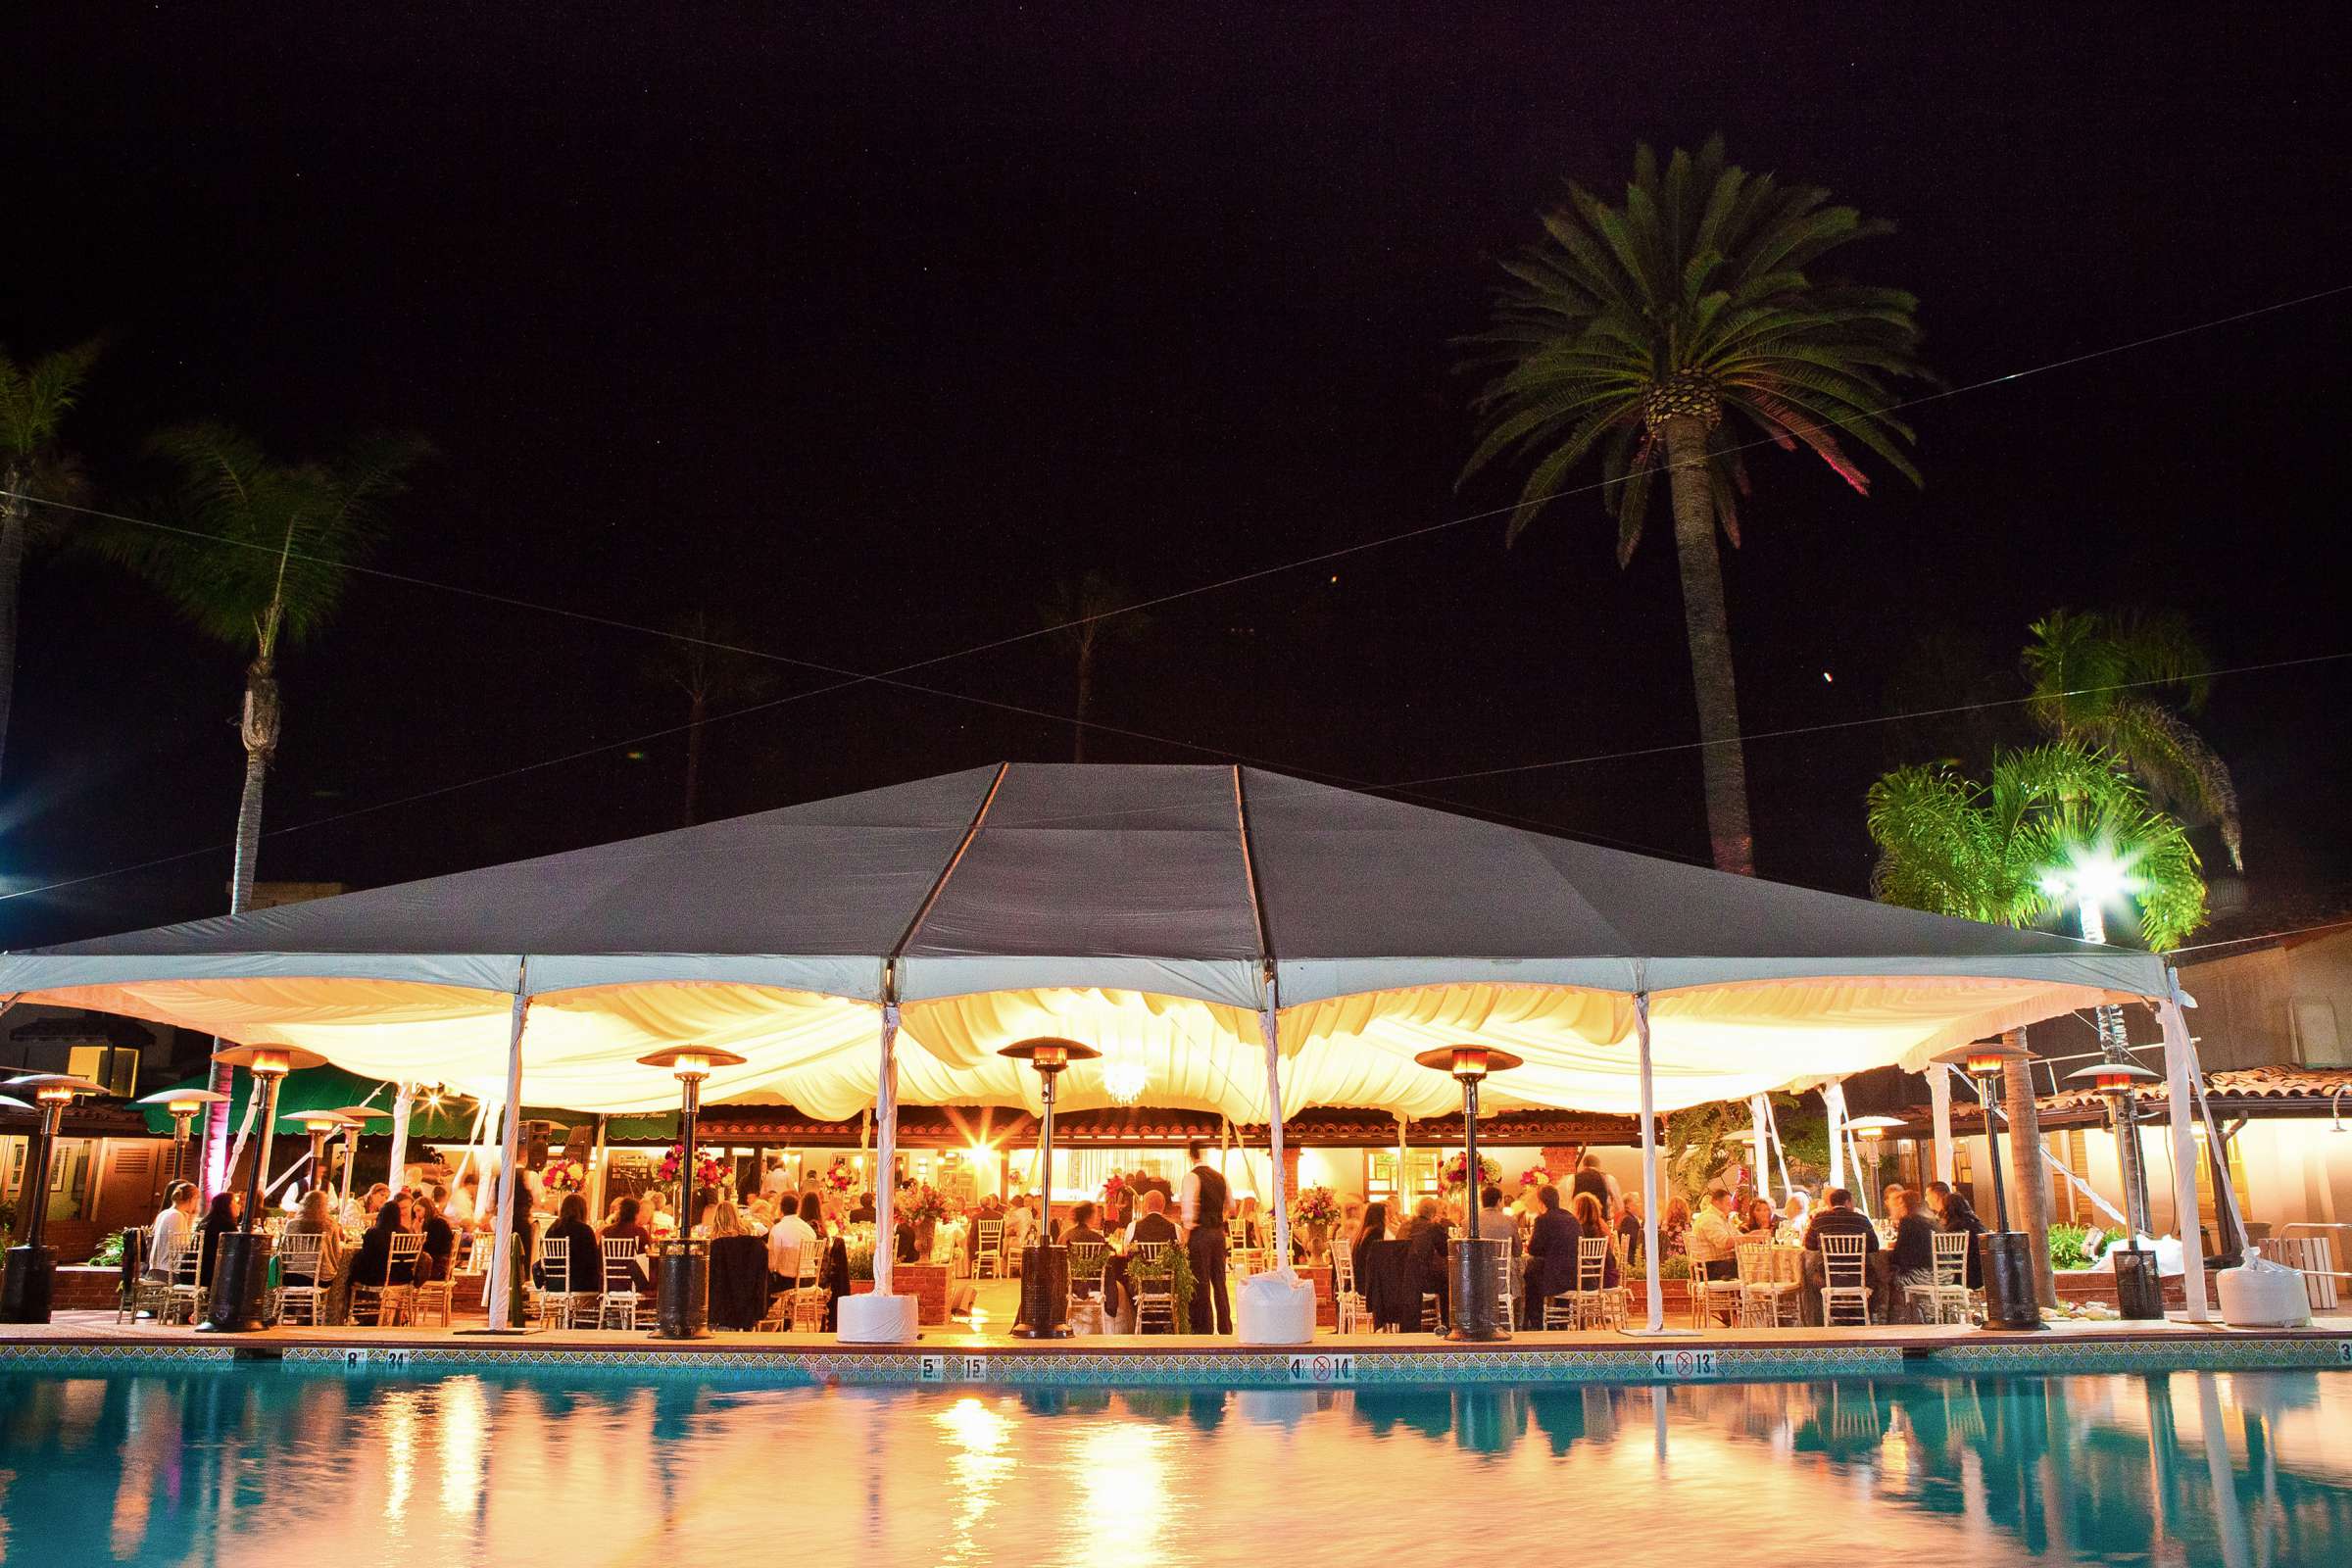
[2,1366,2347,1566]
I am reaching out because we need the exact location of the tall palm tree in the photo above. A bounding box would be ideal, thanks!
[2023,608,2242,869]
[1039,571,1147,763]
[1466,137,1932,875]
[0,334,108,783]
[1868,740,2204,1298]
[645,609,777,825]
[99,421,427,1188]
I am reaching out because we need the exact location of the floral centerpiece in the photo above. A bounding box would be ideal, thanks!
[1440,1152,1503,1193]
[901,1184,952,1224]
[1289,1185,1342,1263]
[656,1144,729,1190]
[820,1157,857,1196]
[1517,1162,1548,1189]
[1101,1172,1128,1206]
[541,1156,585,1195]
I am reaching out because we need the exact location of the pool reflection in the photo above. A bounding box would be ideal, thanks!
[2,1367,2346,1565]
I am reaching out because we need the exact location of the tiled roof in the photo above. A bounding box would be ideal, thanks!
[693,1102,1642,1147]
[1901,1065,2352,1133]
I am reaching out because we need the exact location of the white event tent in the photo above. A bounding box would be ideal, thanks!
[0,761,2211,1330]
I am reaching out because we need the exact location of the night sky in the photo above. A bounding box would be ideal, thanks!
[4,7,2347,950]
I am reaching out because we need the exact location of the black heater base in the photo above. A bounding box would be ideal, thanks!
[2111,1246,2166,1321]
[197,1232,270,1333]
[0,1247,57,1324]
[1979,1231,2046,1330]
[1447,1236,1512,1342]
[1011,1245,1071,1338]
[655,1244,710,1340]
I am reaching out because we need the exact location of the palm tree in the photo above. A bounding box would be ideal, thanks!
[2023,608,2242,869]
[1865,740,2206,950]
[645,609,777,825]
[1868,740,2203,1299]
[1465,138,1932,875]
[0,334,108,783]
[1038,571,1148,763]
[99,421,427,1186]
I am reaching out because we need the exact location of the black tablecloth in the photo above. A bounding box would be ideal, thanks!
[707,1236,769,1330]
[1354,1238,1423,1331]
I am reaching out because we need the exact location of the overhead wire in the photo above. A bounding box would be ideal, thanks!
[2,280,2346,906]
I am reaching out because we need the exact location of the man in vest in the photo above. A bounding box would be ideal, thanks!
[1179,1142,1232,1334]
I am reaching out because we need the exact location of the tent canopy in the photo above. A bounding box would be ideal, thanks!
[0,762,2169,1121]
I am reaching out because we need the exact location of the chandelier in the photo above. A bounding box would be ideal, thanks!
[1102,1055,1149,1105]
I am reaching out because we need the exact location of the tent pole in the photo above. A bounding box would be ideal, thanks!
[874,1003,902,1298]
[1637,993,1663,1333]
[1825,1080,1847,1194]
[482,967,530,1331]
[386,1081,414,1193]
[588,1114,609,1222]
[1748,1095,1771,1204]
[2158,985,2209,1322]
[1396,1111,1409,1215]
[1929,1064,1957,1186]
[1258,992,1292,1272]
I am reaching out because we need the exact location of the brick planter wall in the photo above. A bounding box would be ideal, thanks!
[850,1263,950,1325]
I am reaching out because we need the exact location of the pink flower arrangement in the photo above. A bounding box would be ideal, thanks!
[901,1183,951,1223]
[820,1157,857,1195]
[541,1157,585,1195]
[1289,1186,1342,1228]
[656,1144,728,1189]
[1101,1172,1128,1200]
[1518,1163,1548,1188]
[1441,1152,1502,1192]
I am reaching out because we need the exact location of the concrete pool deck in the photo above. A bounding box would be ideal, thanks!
[8,1294,2350,1385]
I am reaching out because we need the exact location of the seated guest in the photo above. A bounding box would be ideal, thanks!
[1887,1188,1939,1317]
[347,1198,418,1301]
[198,1192,242,1287]
[1688,1186,1741,1281]
[413,1194,457,1284]
[1778,1189,1812,1240]
[701,1198,750,1239]
[452,1171,485,1230]
[1125,1190,1180,1250]
[1660,1196,1692,1255]
[1801,1187,1882,1254]
[767,1192,818,1287]
[542,1193,605,1294]
[344,1182,390,1233]
[603,1195,657,1292]
[145,1182,201,1281]
[1614,1193,1644,1266]
[282,1188,346,1296]
[1570,1193,1619,1287]
[1060,1200,1106,1249]
[1352,1200,1391,1254]
[1473,1184,1519,1245]
[1934,1185,1987,1288]
[1740,1197,1778,1242]
[849,1191,877,1224]
[1404,1197,1450,1316]
[1524,1185,1583,1311]
[1233,1195,1264,1250]
[1882,1182,1907,1219]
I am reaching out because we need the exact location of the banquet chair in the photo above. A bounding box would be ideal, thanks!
[1907,1231,1975,1324]
[156,1239,208,1325]
[1329,1237,1366,1334]
[1740,1245,1802,1328]
[412,1271,455,1328]
[1067,1241,1108,1301]
[789,1245,828,1333]
[354,1233,427,1326]
[274,1232,328,1327]
[535,1236,583,1327]
[1820,1233,1873,1326]
[118,1228,163,1324]
[1688,1242,1742,1329]
[1132,1250,1178,1334]
[1544,1236,1611,1330]
[1492,1243,1517,1328]
[973,1219,1004,1279]
[598,1238,643,1330]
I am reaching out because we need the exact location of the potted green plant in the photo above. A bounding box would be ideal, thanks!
[1122,1238,1195,1327]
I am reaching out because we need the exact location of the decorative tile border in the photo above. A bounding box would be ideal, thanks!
[11,1332,2349,1387]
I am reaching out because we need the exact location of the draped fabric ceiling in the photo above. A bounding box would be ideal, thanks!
[0,763,2169,1122]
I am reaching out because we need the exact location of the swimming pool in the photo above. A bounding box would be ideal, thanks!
[2,1365,2345,1565]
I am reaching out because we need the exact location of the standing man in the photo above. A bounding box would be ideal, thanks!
[1179,1142,1232,1335]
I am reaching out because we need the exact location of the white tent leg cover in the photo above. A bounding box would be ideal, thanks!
[482,981,529,1330]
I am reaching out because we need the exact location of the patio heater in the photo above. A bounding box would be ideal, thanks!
[327,1103,395,1215]
[136,1086,230,1192]
[1413,1044,1523,1343]
[2066,1059,2166,1320]
[1843,1115,1907,1209]
[286,1110,360,1202]
[639,1045,747,1340]
[1,1073,112,1323]
[200,1044,326,1333]
[1931,1041,2043,1331]
[1000,1037,1099,1339]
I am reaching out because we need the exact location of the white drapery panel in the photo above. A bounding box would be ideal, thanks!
[9,969,2159,1121]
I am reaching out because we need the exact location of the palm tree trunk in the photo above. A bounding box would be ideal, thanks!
[0,474,26,785]
[1073,642,1094,764]
[683,691,706,826]
[2001,1029,2057,1307]
[1661,416,1755,875]
[202,658,279,1191]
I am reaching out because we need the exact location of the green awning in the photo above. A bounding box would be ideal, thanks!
[139,1065,678,1143]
